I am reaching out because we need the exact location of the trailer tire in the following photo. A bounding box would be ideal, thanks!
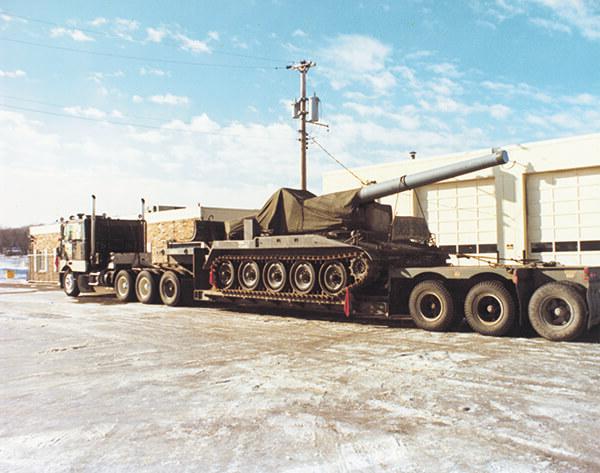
[464,281,515,336]
[408,280,455,331]
[160,271,183,306]
[63,270,80,297]
[136,270,159,304]
[114,270,136,302]
[528,282,587,341]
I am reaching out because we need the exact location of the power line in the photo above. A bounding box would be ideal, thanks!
[0,94,175,123]
[0,37,288,70]
[0,10,292,64]
[0,102,278,140]
[310,137,369,186]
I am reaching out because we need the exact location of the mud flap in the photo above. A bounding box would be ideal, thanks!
[344,288,352,318]
[586,267,600,329]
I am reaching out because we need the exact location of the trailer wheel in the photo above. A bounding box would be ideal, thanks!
[63,270,80,297]
[114,270,136,302]
[464,281,515,336]
[528,282,587,341]
[160,271,183,306]
[408,280,455,331]
[136,270,159,304]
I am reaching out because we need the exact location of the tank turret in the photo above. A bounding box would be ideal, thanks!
[228,149,508,239]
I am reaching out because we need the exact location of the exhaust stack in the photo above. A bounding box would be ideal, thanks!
[90,194,96,265]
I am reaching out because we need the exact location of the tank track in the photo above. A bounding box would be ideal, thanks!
[208,249,373,306]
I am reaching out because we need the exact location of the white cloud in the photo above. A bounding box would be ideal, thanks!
[63,106,106,119]
[0,109,299,226]
[427,62,463,78]
[292,29,307,37]
[475,0,600,41]
[175,33,211,53]
[405,50,435,60]
[319,34,397,95]
[0,69,26,78]
[532,0,600,40]
[231,36,249,49]
[139,67,169,77]
[132,95,144,103]
[208,31,220,41]
[115,18,139,30]
[481,80,553,103]
[488,103,512,119]
[148,94,189,106]
[90,17,108,27]
[50,27,94,42]
[564,93,597,105]
[146,27,168,43]
[529,16,572,34]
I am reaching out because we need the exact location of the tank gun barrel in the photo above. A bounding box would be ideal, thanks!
[355,149,508,204]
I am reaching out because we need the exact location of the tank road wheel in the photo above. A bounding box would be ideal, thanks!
[263,261,287,293]
[63,270,80,297]
[464,281,516,336]
[136,270,159,304]
[290,261,316,294]
[408,280,455,331]
[160,271,183,306]
[114,270,136,302]
[319,261,348,295]
[528,282,587,341]
[238,260,261,291]
[216,260,235,289]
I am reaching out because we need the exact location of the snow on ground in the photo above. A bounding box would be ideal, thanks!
[1,286,599,472]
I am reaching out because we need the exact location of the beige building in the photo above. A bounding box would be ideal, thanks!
[323,132,600,266]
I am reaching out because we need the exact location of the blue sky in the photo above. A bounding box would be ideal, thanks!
[1,0,600,226]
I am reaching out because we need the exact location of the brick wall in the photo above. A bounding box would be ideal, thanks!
[147,218,196,263]
[28,230,60,283]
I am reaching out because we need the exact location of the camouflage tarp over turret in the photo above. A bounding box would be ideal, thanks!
[228,187,361,238]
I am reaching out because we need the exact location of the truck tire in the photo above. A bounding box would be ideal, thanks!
[114,270,136,302]
[63,270,80,297]
[160,271,183,306]
[464,281,515,336]
[408,280,455,331]
[528,282,587,341]
[136,270,158,304]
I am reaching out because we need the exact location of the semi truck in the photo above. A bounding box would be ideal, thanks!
[57,150,600,342]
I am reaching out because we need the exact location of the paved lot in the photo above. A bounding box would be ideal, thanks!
[1,284,600,473]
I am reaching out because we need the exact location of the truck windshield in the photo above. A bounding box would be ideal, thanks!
[64,222,83,241]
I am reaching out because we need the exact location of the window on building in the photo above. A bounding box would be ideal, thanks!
[34,249,48,273]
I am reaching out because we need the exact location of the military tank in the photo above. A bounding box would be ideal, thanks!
[202,149,509,311]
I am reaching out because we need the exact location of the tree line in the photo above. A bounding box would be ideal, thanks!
[0,227,29,255]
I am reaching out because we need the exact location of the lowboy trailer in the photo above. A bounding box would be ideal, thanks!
[58,152,600,342]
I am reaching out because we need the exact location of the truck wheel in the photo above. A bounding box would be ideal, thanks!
[464,281,515,336]
[63,271,80,297]
[136,270,158,304]
[528,282,587,341]
[408,280,455,331]
[114,270,136,302]
[160,271,183,306]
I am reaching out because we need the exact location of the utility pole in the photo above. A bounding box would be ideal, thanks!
[288,60,316,191]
